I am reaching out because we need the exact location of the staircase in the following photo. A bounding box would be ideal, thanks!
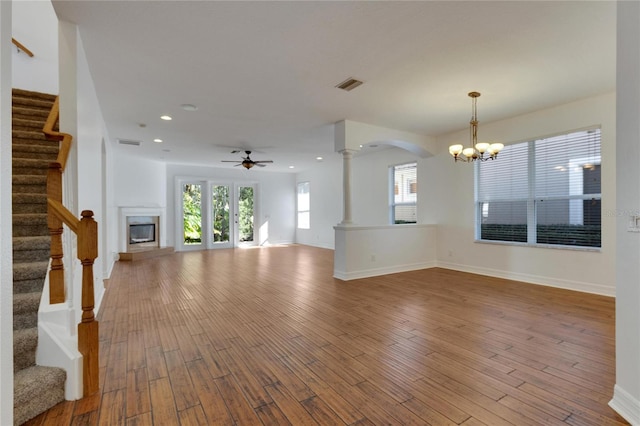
[12,88,66,426]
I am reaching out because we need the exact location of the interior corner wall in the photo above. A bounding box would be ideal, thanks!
[295,154,343,249]
[165,164,296,248]
[433,92,616,296]
[12,0,58,94]
[0,2,13,423]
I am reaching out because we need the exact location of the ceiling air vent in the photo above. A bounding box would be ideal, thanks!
[336,78,363,92]
[117,139,142,146]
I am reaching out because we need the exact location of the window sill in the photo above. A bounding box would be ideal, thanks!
[474,239,601,253]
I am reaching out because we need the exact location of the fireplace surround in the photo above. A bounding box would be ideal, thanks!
[119,207,166,253]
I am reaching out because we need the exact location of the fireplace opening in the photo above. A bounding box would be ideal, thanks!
[129,224,156,245]
[126,215,160,251]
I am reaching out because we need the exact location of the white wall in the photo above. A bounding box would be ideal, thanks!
[295,154,342,249]
[12,0,58,94]
[334,224,437,280]
[433,92,616,296]
[0,2,13,422]
[113,154,167,208]
[610,2,640,423]
[165,164,296,248]
[352,147,421,226]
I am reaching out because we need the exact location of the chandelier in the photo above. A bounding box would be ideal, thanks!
[448,92,503,162]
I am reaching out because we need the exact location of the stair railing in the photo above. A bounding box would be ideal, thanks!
[12,38,34,57]
[43,97,99,396]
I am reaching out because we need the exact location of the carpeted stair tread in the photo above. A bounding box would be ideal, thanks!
[12,118,46,131]
[13,293,41,331]
[13,157,50,166]
[13,144,58,161]
[11,96,55,111]
[13,328,37,372]
[13,175,47,185]
[13,279,46,295]
[12,130,52,145]
[12,213,48,239]
[13,262,48,286]
[12,194,47,215]
[12,88,57,101]
[12,106,50,120]
[12,175,48,194]
[14,366,66,426]
[13,236,50,263]
[12,193,47,204]
[13,236,50,251]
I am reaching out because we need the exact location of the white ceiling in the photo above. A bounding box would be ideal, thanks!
[51,1,616,173]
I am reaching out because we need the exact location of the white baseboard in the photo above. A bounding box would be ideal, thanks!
[609,385,640,426]
[334,261,437,281]
[436,261,615,297]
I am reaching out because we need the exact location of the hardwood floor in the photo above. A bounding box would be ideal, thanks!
[24,245,628,425]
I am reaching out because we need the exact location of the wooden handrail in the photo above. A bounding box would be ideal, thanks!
[44,97,100,397]
[43,98,72,172]
[47,198,79,234]
[11,38,34,57]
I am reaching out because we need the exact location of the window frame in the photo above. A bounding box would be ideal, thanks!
[389,162,418,225]
[475,128,602,251]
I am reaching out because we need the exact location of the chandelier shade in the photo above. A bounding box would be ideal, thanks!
[449,92,503,162]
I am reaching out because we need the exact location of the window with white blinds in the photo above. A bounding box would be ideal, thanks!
[476,128,601,248]
[297,182,310,229]
[390,163,417,224]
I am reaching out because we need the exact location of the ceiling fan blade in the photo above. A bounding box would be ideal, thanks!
[254,160,273,164]
[221,160,241,163]
[255,163,267,167]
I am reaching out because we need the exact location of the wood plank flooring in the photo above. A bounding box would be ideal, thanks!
[24,245,628,425]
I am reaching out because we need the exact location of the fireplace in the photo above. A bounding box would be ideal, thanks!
[126,216,159,251]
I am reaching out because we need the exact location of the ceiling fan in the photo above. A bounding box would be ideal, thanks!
[221,150,273,170]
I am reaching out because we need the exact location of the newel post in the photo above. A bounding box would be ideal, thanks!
[77,210,99,396]
[47,163,65,303]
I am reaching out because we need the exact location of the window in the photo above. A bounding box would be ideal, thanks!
[477,128,601,248]
[297,182,310,229]
[390,162,417,224]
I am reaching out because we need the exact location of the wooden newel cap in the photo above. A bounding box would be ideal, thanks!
[81,210,94,218]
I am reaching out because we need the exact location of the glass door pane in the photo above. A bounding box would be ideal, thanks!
[238,186,254,244]
[212,185,231,245]
[182,183,202,246]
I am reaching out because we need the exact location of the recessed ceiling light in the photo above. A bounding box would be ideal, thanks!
[289,166,295,169]
[160,115,172,121]
[316,156,323,161]
[359,144,363,148]
[154,138,163,143]
[180,104,198,111]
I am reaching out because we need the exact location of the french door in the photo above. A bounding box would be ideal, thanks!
[179,181,257,251]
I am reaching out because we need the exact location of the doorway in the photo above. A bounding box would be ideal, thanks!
[179,181,257,251]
